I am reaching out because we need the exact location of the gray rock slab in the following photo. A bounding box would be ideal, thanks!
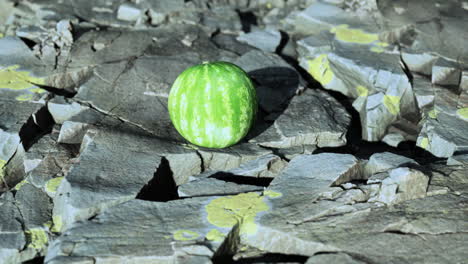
[18,132,75,193]
[212,33,254,55]
[201,6,242,33]
[428,163,468,195]
[416,112,468,157]
[447,154,468,166]
[15,183,53,229]
[412,75,435,111]
[0,192,26,264]
[378,0,468,65]
[431,57,462,86]
[236,29,282,53]
[306,253,366,264]
[234,50,302,113]
[46,197,218,263]
[198,143,272,172]
[265,193,467,263]
[263,154,363,224]
[68,0,184,28]
[57,121,91,144]
[198,154,286,179]
[371,167,429,205]
[52,127,201,232]
[0,95,44,191]
[178,177,263,197]
[363,152,417,178]
[400,51,437,76]
[251,89,350,149]
[297,34,417,142]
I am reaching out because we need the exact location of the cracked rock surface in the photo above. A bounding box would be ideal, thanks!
[0,0,467,263]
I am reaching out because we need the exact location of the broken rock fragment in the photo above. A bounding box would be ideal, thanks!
[251,89,350,149]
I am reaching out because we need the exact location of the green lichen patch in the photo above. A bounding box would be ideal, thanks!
[173,230,200,241]
[51,215,63,233]
[383,95,401,115]
[25,228,48,250]
[0,65,45,90]
[0,159,6,181]
[205,228,225,242]
[205,192,269,235]
[308,54,334,86]
[263,190,282,198]
[45,177,64,194]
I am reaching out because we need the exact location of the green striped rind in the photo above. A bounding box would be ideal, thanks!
[168,61,257,148]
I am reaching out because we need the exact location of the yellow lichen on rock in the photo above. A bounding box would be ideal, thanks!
[45,177,64,193]
[263,190,282,198]
[456,108,468,120]
[205,192,269,235]
[330,24,389,52]
[331,24,378,44]
[25,228,48,250]
[308,54,334,86]
[13,179,28,191]
[356,85,369,97]
[420,137,430,150]
[205,229,225,242]
[0,65,45,90]
[51,215,63,233]
[0,159,6,181]
[428,109,439,119]
[173,230,200,241]
[383,95,401,115]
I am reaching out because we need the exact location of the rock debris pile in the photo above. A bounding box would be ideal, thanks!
[0,0,467,263]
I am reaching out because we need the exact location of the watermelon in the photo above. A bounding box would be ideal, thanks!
[168,61,257,148]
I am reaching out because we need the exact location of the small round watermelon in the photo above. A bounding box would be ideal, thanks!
[168,61,257,148]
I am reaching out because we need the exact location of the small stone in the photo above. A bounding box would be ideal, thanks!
[364,152,417,178]
[431,57,461,86]
[376,167,429,205]
[236,29,282,53]
[57,121,90,144]
[116,4,142,22]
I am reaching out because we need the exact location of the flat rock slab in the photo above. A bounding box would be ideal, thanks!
[234,50,302,114]
[52,127,201,232]
[178,177,263,197]
[416,112,468,158]
[251,89,350,149]
[297,33,417,142]
[46,197,217,263]
[0,193,26,264]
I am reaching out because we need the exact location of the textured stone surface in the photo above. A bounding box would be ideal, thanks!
[52,127,200,232]
[251,89,350,148]
[1,0,467,263]
[237,28,282,52]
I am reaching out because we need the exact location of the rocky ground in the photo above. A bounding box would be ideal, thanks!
[0,0,467,263]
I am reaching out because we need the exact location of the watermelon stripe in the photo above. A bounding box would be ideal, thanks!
[168,61,257,148]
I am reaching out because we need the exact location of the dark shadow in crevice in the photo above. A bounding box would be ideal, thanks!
[230,253,309,264]
[212,223,240,264]
[34,83,78,98]
[23,256,45,264]
[275,30,289,55]
[136,157,179,202]
[19,37,37,50]
[209,172,273,187]
[19,106,55,151]
[243,66,300,142]
[236,10,257,33]
[314,139,445,165]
